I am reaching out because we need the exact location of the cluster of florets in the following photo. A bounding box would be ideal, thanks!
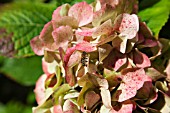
[30,0,170,113]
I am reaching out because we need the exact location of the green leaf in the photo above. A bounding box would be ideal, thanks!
[139,0,160,10]
[70,0,94,5]
[0,103,5,113]
[0,56,43,86]
[56,0,94,6]
[77,82,94,106]
[138,0,170,39]
[53,84,71,104]
[0,3,56,57]
[14,0,45,3]
[0,56,4,65]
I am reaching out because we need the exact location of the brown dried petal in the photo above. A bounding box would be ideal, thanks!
[0,31,15,57]
[98,44,113,62]
[85,91,100,110]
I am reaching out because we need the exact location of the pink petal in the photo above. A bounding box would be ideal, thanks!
[52,16,78,29]
[142,82,158,105]
[39,21,54,43]
[139,22,153,38]
[98,44,113,62]
[64,46,76,66]
[53,105,63,113]
[100,88,112,108]
[52,25,73,50]
[93,19,113,37]
[114,13,139,39]
[113,68,152,102]
[52,6,62,21]
[97,34,116,46]
[76,28,95,37]
[133,49,151,68]
[136,32,144,44]
[63,41,96,66]
[65,67,76,86]
[68,2,93,27]
[38,22,60,51]
[75,32,85,43]
[114,57,127,71]
[63,41,97,85]
[67,51,82,68]
[97,78,109,89]
[34,74,47,105]
[119,36,128,53]
[85,91,100,110]
[146,68,165,81]
[110,100,135,113]
[63,100,79,113]
[75,41,97,52]
[139,39,158,48]
[30,36,44,56]
[42,58,57,75]
[63,47,77,86]
[93,4,116,26]
[103,49,127,71]
[99,0,137,13]
[153,91,170,113]
[99,0,119,7]
[59,47,65,62]
[165,60,170,79]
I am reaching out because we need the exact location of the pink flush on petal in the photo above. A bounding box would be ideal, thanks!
[53,105,63,113]
[68,2,93,27]
[67,51,82,68]
[34,74,47,105]
[139,82,158,105]
[110,100,135,113]
[30,36,44,56]
[141,39,158,47]
[114,68,152,102]
[99,0,119,7]
[42,58,57,75]
[133,49,151,68]
[166,60,170,79]
[65,64,76,86]
[75,41,97,52]
[52,6,62,21]
[52,25,73,50]
[103,50,127,71]
[63,41,97,86]
[64,41,97,66]
[64,46,76,66]
[93,19,113,37]
[114,13,139,39]
[76,28,96,37]
[39,22,53,43]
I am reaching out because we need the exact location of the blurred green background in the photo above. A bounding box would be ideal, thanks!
[0,0,169,113]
